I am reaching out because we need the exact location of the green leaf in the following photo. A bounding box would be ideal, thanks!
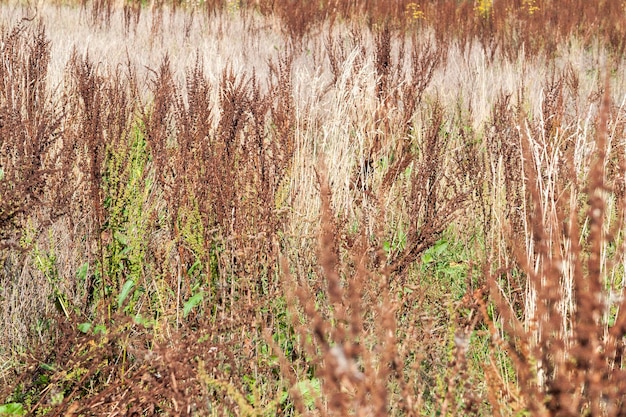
[188,259,202,276]
[183,291,204,317]
[422,251,434,264]
[76,262,89,282]
[279,390,289,404]
[434,240,449,255]
[40,363,55,372]
[114,231,128,246]
[94,324,107,335]
[0,403,25,416]
[117,279,136,309]
[77,322,92,333]
[294,379,321,409]
[133,314,154,327]
[35,374,50,385]
[382,241,391,254]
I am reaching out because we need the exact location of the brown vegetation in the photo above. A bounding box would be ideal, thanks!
[1,0,626,415]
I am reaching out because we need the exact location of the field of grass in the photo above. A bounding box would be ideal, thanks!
[1,0,626,415]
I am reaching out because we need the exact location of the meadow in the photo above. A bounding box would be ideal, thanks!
[1,0,626,415]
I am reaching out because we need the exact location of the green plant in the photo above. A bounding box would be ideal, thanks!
[102,123,150,309]
[421,235,474,301]
[0,403,25,416]
[3,1,626,415]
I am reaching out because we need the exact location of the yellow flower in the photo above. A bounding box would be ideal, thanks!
[474,0,492,18]
[523,0,539,15]
[405,2,425,21]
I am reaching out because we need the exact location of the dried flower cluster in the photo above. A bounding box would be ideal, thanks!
[1,0,626,415]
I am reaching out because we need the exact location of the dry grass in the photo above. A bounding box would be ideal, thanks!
[1,0,626,415]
